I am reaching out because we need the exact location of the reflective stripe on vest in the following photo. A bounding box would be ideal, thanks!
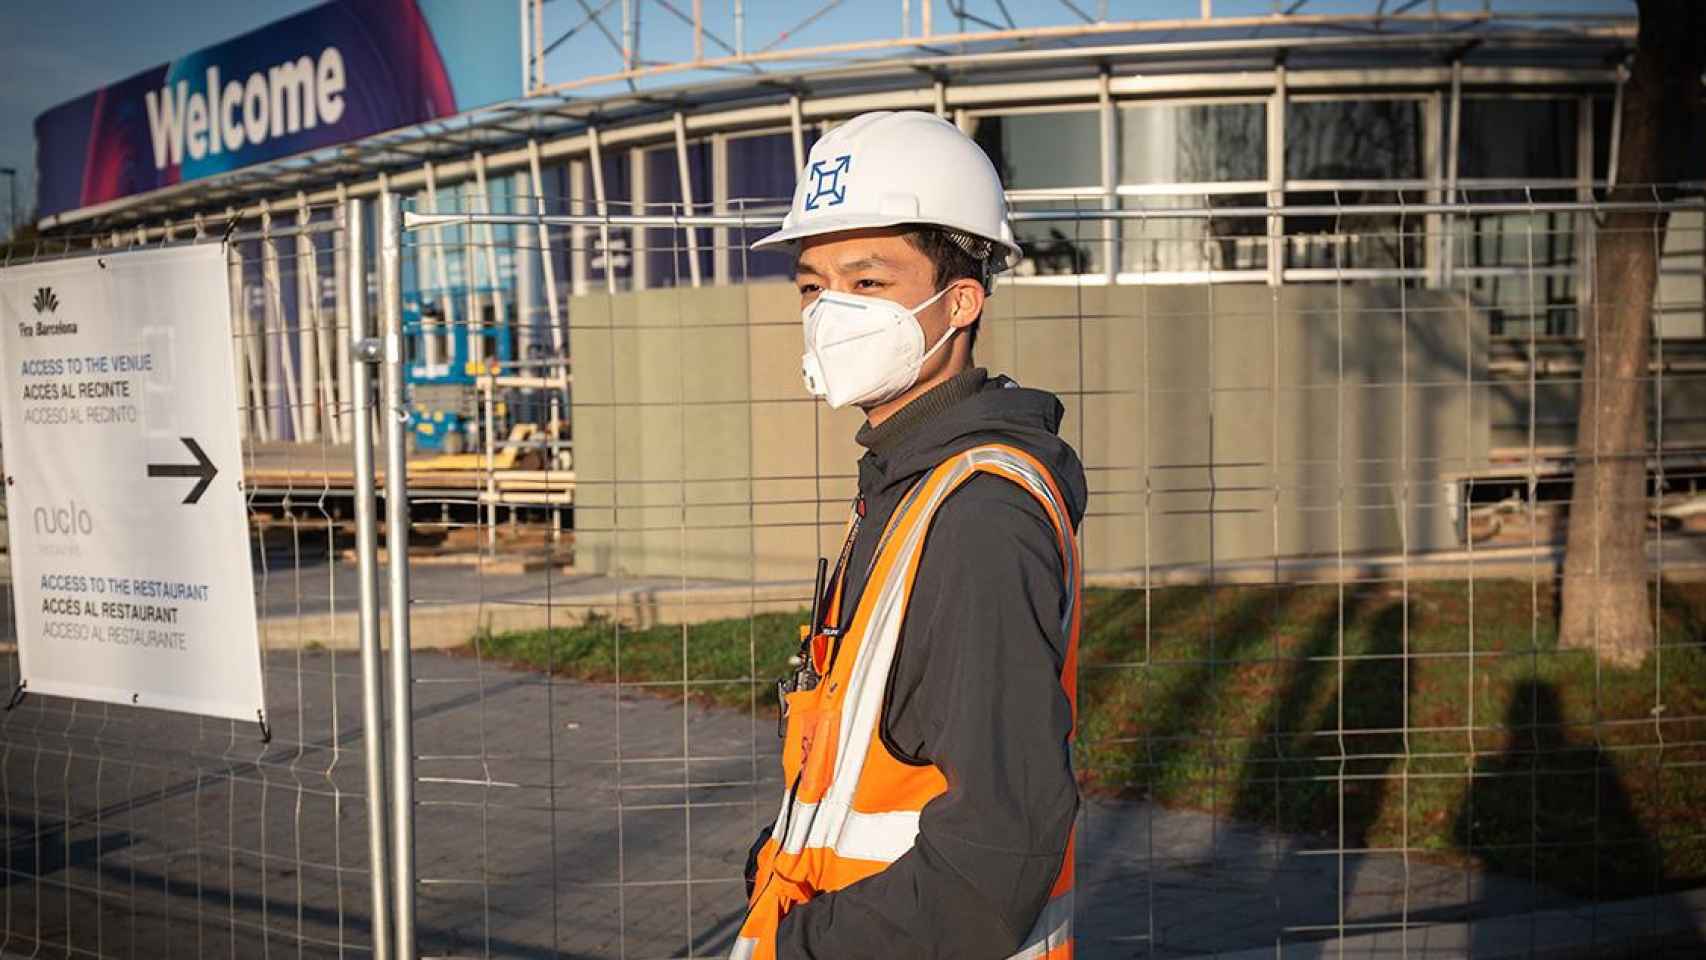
[733,444,1080,960]
[775,800,921,862]
[1010,890,1074,960]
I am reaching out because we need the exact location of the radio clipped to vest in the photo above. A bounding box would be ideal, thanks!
[777,504,862,736]
[776,557,826,736]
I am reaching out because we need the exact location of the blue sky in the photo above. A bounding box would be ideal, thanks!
[0,0,323,232]
[0,0,1632,235]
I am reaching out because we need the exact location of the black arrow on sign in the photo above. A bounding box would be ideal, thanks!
[147,437,218,505]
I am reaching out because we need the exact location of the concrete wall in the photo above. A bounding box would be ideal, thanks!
[568,282,1493,581]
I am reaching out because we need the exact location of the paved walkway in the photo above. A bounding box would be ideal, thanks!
[4,651,1703,958]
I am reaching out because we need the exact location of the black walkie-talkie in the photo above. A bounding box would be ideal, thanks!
[778,557,830,737]
[803,556,828,673]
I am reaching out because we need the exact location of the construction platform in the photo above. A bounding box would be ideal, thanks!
[240,440,575,527]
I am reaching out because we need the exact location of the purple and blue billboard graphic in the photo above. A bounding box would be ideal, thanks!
[35,0,520,220]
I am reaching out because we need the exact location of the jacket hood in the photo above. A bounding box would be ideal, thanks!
[857,376,1088,528]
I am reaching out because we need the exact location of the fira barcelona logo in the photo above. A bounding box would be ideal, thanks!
[33,287,59,314]
[803,155,852,211]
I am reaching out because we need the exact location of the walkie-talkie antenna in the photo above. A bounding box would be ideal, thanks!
[809,556,829,635]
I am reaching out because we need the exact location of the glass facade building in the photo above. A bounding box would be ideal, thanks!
[485,69,1695,343]
[35,11,1703,345]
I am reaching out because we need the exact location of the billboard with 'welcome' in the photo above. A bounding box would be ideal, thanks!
[34,0,520,220]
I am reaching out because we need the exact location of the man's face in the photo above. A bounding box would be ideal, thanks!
[794,228,949,345]
[792,228,985,411]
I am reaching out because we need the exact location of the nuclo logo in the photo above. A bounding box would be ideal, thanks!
[34,500,94,538]
[32,287,58,315]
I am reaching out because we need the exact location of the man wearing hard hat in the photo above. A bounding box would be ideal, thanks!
[733,111,1085,960]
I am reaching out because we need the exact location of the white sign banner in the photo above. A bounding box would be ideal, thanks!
[0,244,265,723]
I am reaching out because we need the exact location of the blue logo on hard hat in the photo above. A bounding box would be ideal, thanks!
[803,155,852,211]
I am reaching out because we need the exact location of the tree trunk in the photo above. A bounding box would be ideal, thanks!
[1559,0,1704,665]
[1559,206,1660,666]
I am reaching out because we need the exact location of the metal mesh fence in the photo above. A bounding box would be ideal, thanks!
[388,189,1706,958]
[0,204,388,959]
[3,188,1705,958]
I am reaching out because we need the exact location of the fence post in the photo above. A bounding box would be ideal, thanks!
[348,196,394,960]
[379,191,421,956]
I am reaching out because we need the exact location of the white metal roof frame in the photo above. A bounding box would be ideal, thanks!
[38,9,1634,234]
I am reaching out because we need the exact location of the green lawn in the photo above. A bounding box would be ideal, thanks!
[472,578,1706,901]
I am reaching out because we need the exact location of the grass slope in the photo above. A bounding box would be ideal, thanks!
[473,578,1706,901]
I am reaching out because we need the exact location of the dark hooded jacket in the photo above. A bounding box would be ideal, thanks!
[760,368,1087,960]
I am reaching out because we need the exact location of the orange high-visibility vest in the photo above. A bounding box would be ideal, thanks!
[732,443,1080,960]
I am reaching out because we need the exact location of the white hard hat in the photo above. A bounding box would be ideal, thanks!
[752,110,1021,272]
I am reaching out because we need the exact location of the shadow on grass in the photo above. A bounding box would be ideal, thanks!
[1229,593,1407,852]
[1073,584,1317,801]
[1455,677,1666,902]
[476,578,1706,910]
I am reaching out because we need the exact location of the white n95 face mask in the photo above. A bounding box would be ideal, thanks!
[800,287,955,409]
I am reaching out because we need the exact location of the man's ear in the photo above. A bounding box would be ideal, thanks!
[945,278,985,331]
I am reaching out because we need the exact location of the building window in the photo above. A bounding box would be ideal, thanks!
[975,110,1101,190]
[1451,207,1580,337]
[973,110,1103,277]
[584,149,633,291]
[1459,98,1577,181]
[1119,193,1267,278]
[1457,98,1582,335]
[1120,102,1266,184]
[726,130,804,202]
[643,140,714,287]
[536,160,572,307]
[1286,99,1422,182]
[725,130,811,281]
[1592,97,1614,183]
[1280,100,1426,273]
[1117,103,1268,277]
[1010,198,1109,278]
